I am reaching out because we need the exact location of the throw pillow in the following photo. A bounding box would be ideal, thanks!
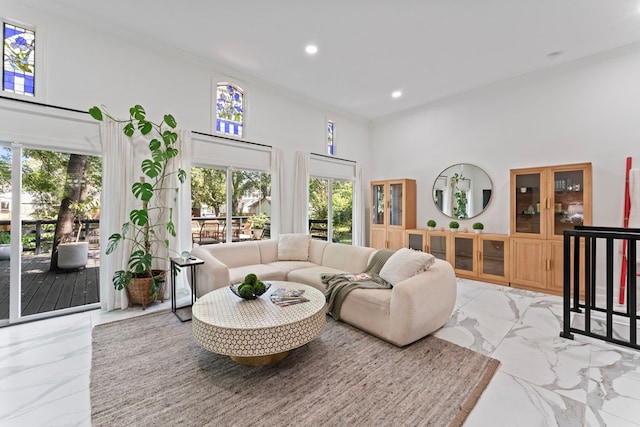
[277,234,311,261]
[379,247,436,285]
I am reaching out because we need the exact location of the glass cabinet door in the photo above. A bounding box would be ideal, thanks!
[372,183,385,225]
[481,238,505,277]
[552,169,585,238]
[429,233,448,261]
[389,183,403,226]
[453,235,475,273]
[514,173,542,235]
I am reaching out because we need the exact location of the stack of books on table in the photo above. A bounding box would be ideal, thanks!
[270,288,309,307]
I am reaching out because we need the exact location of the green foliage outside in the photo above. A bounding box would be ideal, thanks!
[21,150,101,219]
[190,167,270,217]
[309,177,353,243]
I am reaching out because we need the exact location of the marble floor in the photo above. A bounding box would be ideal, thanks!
[1,279,640,427]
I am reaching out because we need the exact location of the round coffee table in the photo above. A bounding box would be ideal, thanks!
[192,281,326,366]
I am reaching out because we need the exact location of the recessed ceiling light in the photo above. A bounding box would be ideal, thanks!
[391,90,402,98]
[305,45,318,55]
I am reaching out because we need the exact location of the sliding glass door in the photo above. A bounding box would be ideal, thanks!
[0,143,102,325]
[0,145,11,323]
[309,177,353,244]
[191,165,271,245]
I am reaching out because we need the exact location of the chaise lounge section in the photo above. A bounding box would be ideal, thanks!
[190,234,456,347]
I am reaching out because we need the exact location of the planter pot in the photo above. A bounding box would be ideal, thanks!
[126,270,166,310]
[474,229,483,234]
[450,228,459,233]
[58,242,89,269]
[0,243,10,260]
[427,227,435,231]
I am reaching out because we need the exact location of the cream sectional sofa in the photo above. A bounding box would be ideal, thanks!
[190,236,456,347]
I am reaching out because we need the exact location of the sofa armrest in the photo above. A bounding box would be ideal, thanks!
[387,259,457,346]
[191,246,230,297]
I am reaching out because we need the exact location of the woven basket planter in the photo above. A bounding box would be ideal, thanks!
[126,270,166,310]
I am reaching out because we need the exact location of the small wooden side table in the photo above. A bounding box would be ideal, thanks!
[170,255,204,322]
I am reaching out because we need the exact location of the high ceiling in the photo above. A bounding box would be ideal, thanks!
[24,0,640,121]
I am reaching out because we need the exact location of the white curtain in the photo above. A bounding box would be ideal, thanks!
[99,122,192,311]
[99,120,133,311]
[293,151,309,234]
[169,130,193,299]
[270,147,283,238]
[353,163,365,246]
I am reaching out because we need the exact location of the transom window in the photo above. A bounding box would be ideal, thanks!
[3,22,35,96]
[216,83,244,137]
[327,120,335,155]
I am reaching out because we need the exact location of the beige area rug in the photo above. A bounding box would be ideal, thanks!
[91,311,499,427]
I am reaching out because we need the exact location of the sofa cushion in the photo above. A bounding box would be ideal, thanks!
[309,239,330,265]
[287,265,346,292]
[268,260,318,276]
[278,234,311,261]
[203,240,262,268]
[229,264,287,285]
[322,243,376,272]
[379,248,436,285]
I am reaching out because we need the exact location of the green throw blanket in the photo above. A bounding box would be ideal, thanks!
[321,249,395,320]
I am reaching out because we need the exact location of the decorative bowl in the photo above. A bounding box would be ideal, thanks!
[230,281,271,300]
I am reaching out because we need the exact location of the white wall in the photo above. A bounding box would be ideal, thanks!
[6,0,640,237]
[0,1,372,233]
[371,43,640,234]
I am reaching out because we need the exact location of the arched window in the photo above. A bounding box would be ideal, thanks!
[2,22,36,96]
[216,83,244,137]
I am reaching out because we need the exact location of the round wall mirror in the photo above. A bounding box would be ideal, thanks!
[432,163,493,219]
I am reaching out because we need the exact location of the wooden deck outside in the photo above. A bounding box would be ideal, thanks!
[0,251,100,319]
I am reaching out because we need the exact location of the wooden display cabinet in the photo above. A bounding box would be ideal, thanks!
[370,179,416,250]
[451,232,509,285]
[404,229,508,285]
[510,162,591,296]
[404,229,451,262]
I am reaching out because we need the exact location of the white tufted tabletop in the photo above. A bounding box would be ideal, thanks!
[192,281,326,361]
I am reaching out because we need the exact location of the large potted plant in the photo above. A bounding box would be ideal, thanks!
[90,105,186,309]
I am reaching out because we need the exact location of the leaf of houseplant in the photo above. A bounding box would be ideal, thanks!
[149,138,161,151]
[112,270,132,290]
[132,181,154,201]
[178,169,186,183]
[123,123,135,137]
[165,147,178,159]
[105,233,122,255]
[164,114,177,128]
[130,209,149,226]
[162,130,178,146]
[151,149,165,163]
[128,249,152,273]
[88,106,103,121]
[166,220,176,237]
[137,120,152,135]
[141,159,162,179]
[130,105,146,121]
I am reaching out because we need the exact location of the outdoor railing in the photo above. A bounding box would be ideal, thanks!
[0,219,99,254]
